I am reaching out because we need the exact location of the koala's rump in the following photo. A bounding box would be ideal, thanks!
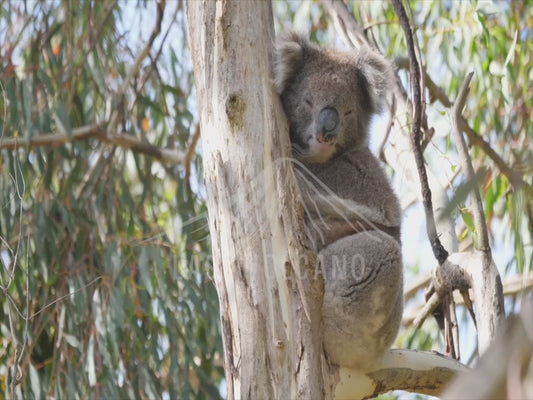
[320,230,403,369]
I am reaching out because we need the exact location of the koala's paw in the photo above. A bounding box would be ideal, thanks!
[320,230,403,370]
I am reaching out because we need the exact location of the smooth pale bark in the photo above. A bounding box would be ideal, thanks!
[187,2,328,399]
[446,252,505,353]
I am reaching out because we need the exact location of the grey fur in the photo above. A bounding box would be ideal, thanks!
[274,32,403,370]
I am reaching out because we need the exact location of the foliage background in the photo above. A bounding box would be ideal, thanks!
[0,0,531,398]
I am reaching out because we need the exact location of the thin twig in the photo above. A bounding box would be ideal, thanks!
[395,56,452,107]
[378,96,396,163]
[391,0,448,265]
[451,72,490,251]
[406,2,429,139]
[185,124,201,185]
[319,0,367,47]
[106,131,185,164]
[413,291,440,329]
[129,1,178,119]
[443,293,453,357]
[460,289,477,327]
[404,273,431,301]
[448,293,460,359]
[108,0,166,134]
[120,1,165,96]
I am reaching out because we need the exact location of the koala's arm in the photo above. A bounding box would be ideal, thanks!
[300,148,401,249]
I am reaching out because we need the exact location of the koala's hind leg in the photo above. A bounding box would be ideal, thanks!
[320,230,403,370]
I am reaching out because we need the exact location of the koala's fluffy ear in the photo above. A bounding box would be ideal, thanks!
[273,32,310,94]
[357,47,394,113]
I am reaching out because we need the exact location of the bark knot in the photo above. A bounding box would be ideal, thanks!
[226,93,246,130]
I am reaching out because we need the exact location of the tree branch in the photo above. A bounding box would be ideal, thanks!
[0,124,186,165]
[391,1,504,359]
[335,349,468,399]
[0,125,101,150]
[412,291,441,329]
[449,75,506,351]
[451,72,490,251]
[391,0,448,265]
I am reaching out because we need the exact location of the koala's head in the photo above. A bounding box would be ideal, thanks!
[274,32,392,163]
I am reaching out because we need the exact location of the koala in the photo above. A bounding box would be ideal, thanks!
[274,32,403,370]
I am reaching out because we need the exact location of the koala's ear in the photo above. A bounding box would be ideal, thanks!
[357,47,393,112]
[273,31,310,94]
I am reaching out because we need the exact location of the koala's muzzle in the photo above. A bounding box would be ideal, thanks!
[318,107,339,143]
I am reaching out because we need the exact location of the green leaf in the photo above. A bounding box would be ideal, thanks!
[52,100,73,136]
[22,80,33,144]
[139,247,153,296]
[64,334,81,349]
[504,30,518,68]
[29,363,42,400]
[462,209,476,235]
[86,335,96,387]
[87,51,107,94]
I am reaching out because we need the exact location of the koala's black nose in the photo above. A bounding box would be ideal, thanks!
[318,107,339,139]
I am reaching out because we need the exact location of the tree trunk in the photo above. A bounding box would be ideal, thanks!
[187,2,328,398]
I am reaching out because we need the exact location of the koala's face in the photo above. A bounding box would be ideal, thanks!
[274,32,391,164]
[280,60,374,163]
